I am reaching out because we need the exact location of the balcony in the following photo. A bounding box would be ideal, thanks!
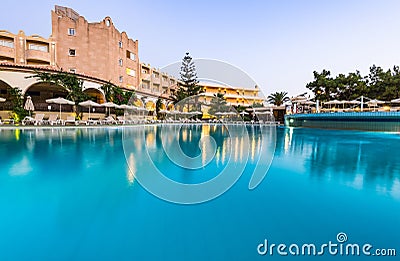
[152,76,160,84]
[0,45,14,60]
[26,49,50,63]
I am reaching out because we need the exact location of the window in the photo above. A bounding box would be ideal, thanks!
[0,39,14,48]
[28,44,48,52]
[126,51,135,61]
[106,19,111,27]
[68,28,75,36]
[142,82,150,89]
[119,76,123,83]
[118,41,123,48]
[69,68,76,73]
[153,84,160,93]
[119,58,123,66]
[126,68,136,77]
[69,49,76,56]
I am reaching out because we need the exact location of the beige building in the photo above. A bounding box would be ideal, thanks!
[199,82,264,107]
[51,5,140,90]
[0,30,56,66]
[1,5,264,114]
[139,63,177,97]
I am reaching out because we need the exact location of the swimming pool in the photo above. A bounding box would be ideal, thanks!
[0,125,399,260]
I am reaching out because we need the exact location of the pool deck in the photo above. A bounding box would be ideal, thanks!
[0,122,280,130]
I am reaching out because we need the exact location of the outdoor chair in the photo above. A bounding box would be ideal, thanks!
[22,114,45,125]
[45,114,59,125]
[117,116,127,124]
[101,115,118,125]
[64,116,78,126]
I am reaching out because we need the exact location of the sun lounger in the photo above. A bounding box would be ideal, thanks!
[117,116,128,124]
[64,116,78,126]
[22,114,45,125]
[101,116,118,125]
[21,116,34,125]
[45,114,59,125]
[3,118,14,124]
[86,118,99,125]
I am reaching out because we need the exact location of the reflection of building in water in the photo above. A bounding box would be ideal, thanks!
[127,153,136,185]
[201,125,211,166]
[145,131,156,149]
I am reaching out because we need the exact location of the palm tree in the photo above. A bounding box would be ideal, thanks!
[267,91,289,106]
[208,93,228,115]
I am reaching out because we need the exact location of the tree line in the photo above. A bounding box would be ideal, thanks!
[306,65,400,102]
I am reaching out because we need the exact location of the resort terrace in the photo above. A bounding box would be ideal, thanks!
[285,95,400,131]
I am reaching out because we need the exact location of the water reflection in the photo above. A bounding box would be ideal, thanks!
[0,125,274,185]
[121,124,273,185]
[278,127,400,198]
[0,128,125,179]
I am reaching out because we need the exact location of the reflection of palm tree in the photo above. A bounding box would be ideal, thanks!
[267,91,289,106]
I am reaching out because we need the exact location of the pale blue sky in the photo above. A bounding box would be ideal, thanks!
[2,0,400,96]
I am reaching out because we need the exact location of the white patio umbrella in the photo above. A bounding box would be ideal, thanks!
[346,100,361,104]
[324,100,342,105]
[367,99,385,111]
[101,102,117,107]
[0,97,5,102]
[255,111,272,115]
[301,100,316,105]
[366,99,385,106]
[324,100,343,110]
[24,96,35,116]
[240,111,249,115]
[391,98,400,103]
[169,110,180,120]
[101,101,117,115]
[79,100,101,120]
[46,97,75,120]
[117,104,137,121]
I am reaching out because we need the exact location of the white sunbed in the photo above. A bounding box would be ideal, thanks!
[117,116,129,124]
[45,114,59,125]
[63,116,78,126]
[101,116,118,125]
[22,114,45,125]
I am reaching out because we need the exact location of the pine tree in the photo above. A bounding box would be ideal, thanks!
[180,52,201,96]
[171,52,202,109]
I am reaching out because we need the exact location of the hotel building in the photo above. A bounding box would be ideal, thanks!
[0,30,56,66]
[199,82,264,107]
[0,5,265,116]
[51,5,140,91]
[139,63,177,97]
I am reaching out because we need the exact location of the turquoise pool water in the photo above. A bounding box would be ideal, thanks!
[0,126,399,260]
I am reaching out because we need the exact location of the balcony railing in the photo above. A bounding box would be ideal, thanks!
[25,49,51,62]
